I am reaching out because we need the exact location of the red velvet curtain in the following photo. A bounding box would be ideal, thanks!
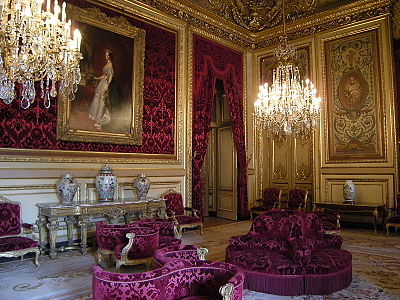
[192,35,248,219]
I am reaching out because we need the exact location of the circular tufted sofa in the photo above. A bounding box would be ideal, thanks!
[92,260,245,300]
[225,210,352,296]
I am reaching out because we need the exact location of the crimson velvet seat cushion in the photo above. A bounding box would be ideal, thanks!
[0,236,38,252]
[226,211,352,296]
[92,260,244,300]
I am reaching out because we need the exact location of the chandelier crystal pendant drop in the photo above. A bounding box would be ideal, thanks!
[254,1,321,139]
[0,0,82,109]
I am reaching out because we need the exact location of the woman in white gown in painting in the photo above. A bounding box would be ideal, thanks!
[89,50,114,130]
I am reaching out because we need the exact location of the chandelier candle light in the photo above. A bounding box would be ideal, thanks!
[254,0,321,139]
[0,0,82,109]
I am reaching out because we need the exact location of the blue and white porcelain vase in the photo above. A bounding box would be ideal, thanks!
[343,180,356,204]
[57,174,78,206]
[133,174,150,201]
[96,164,117,202]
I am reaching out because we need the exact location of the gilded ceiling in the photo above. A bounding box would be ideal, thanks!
[185,0,360,32]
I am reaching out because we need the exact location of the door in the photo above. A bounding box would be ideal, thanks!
[216,126,237,220]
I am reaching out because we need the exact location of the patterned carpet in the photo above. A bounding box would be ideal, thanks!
[0,221,399,300]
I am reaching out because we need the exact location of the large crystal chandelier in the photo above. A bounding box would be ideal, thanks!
[254,1,321,139]
[0,0,82,109]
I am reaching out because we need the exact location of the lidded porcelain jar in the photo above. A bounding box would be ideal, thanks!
[57,174,78,206]
[133,174,150,201]
[343,180,356,204]
[96,164,117,202]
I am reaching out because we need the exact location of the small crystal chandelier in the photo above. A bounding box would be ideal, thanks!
[0,0,82,109]
[254,0,321,139]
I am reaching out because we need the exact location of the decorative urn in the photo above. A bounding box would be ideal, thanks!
[133,174,151,201]
[343,180,356,204]
[56,174,78,206]
[96,164,117,202]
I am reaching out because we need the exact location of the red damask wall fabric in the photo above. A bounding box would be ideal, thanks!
[394,39,400,189]
[0,1,175,155]
[192,34,248,220]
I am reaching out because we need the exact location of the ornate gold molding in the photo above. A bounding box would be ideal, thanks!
[255,0,393,49]
[206,0,317,32]
[126,0,394,50]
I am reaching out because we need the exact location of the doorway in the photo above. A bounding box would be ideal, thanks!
[201,79,237,220]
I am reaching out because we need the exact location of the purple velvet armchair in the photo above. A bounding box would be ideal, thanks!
[279,189,308,210]
[162,189,203,238]
[386,193,400,235]
[134,218,181,248]
[250,187,282,219]
[226,210,352,296]
[92,260,244,300]
[114,226,159,270]
[96,221,141,264]
[154,244,208,268]
[0,196,40,266]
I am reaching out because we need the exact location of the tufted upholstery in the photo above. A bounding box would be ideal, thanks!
[96,221,142,263]
[226,210,351,296]
[0,202,22,237]
[134,218,181,248]
[92,260,244,300]
[313,210,341,233]
[114,226,159,270]
[287,189,308,210]
[155,244,208,268]
[162,189,203,238]
[0,196,40,266]
[250,187,282,218]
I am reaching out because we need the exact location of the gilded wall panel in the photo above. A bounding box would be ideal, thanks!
[324,29,385,162]
[272,138,289,181]
[322,175,392,207]
[294,138,313,181]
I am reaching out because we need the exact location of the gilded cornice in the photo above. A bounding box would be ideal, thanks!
[253,0,393,49]
[124,0,394,49]
[135,0,252,47]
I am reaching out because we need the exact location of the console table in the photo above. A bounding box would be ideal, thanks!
[36,198,166,259]
[313,202,386,233]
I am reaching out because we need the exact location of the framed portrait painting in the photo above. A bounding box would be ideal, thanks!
[57,5,145,145]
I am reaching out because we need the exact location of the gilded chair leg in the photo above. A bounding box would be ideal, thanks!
[116,261,122,270]
[199,225,203,235]
[386,225,390,236]
[97,252,102,264]
[146,258,153,270]
[178,226,183,239]
[35,250,40,267]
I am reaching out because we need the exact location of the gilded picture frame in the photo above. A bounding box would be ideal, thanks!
[324,29,385,162]
[57,5,145,145]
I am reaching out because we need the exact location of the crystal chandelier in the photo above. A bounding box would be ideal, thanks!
[0,0,82,109]
[254,1,321,139]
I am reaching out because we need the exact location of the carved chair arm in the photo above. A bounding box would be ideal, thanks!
[196,247,208,260]
[121,233,136,261]
[219,283,234,300]
[184,207,200,218]
[22,223,38,241]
